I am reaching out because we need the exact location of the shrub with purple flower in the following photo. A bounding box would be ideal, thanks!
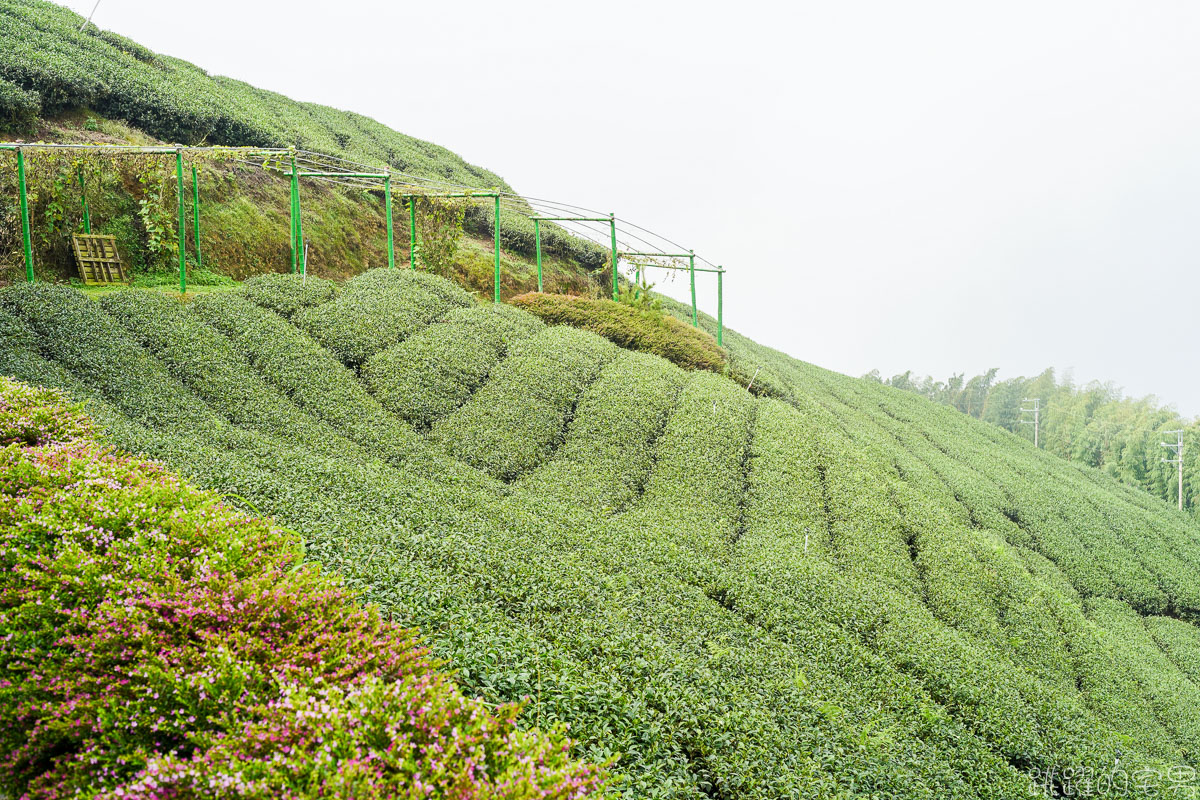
[0,378,607,799]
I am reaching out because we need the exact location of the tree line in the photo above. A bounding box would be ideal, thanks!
[864,367,1197,514]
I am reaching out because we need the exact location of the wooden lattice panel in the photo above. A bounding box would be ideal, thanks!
[71,234,126,284]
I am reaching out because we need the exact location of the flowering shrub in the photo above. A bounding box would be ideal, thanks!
[0,377,92,445]
[0,378,607,800]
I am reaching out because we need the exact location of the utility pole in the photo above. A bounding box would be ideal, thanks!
[1162,430,1184,511]
[1021,398,1040,448]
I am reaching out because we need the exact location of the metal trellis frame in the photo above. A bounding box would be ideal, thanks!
[529,214,619,299]
[402,192,502,303]
[625,257,726,346]
[2,142,735,347]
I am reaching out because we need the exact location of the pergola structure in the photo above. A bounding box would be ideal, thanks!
[529,214,618,299]
[622,252,725,346]
[2,142,728,340]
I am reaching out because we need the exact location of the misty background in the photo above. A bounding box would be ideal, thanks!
[55,0,1200,415]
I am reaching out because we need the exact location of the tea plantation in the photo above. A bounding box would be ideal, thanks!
[3,270,1200,798]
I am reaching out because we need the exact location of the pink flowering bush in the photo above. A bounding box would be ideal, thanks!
[0,379,93,446]
[0,378,607,799]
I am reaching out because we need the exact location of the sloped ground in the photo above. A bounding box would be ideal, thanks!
[2,271,1199,798]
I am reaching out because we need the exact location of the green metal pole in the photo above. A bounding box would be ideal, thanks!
[635,267,641,301]
[290,185,298,273]
[408,196,416,270]
[295,174,305,276]
[16,147,33,282]
[385,175,395,269]
[534,218,543,292]
[688,250,697,326]
[493,194,501,304]
[717,268,724,347]
[176,148,186,295]
[191,165,202,271]
[609,213,619,301]
[77,167,91,234]
[289,150,298,273]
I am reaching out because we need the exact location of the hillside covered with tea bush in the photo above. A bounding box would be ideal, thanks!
[3,269,1200,798]
[0,0,608,288]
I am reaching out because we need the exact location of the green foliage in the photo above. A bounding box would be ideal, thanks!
[0,74,39,133]
[518,350,686,512]
[295,268,472,366]
[240,271,338,318]
[511,292,727,374]
[98,289,357,461]
[430,325,617,481]
[409,195,466,272]
[4,271,1200,798]
[363,304,544,429]
[0,282,218,433]
[190,290,424,466]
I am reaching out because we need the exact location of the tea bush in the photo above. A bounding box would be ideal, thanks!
[518,350,685,512]
[430,325,617,480]
[190,291,424,465]
[99,289,360,461]
[363,304,543,428]
[0,283,220,435]
[0,377,607,800]
[239,271,339,318]
[5,273,1200,798]
[0,74,39,132]
[296,268,472,366]
[512,292,727,373]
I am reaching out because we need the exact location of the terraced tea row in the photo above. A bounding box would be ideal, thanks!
[2,273,1199,798]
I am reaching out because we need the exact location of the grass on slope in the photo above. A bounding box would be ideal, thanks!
[0,378,605,799]
[2,272,1200,798]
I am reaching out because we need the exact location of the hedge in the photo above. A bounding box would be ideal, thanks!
[189,291,424,466]
[0,73,39,132]
[239,272,338,318]
[518,350,686,513]
[510,293,727,374]
[99,289,361,461]
[362,304,543,429]
[295,268,472,366]
[0,283,221,436]
[430,325,617,481]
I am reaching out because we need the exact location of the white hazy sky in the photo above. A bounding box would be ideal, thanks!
[58,0,1200,415]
